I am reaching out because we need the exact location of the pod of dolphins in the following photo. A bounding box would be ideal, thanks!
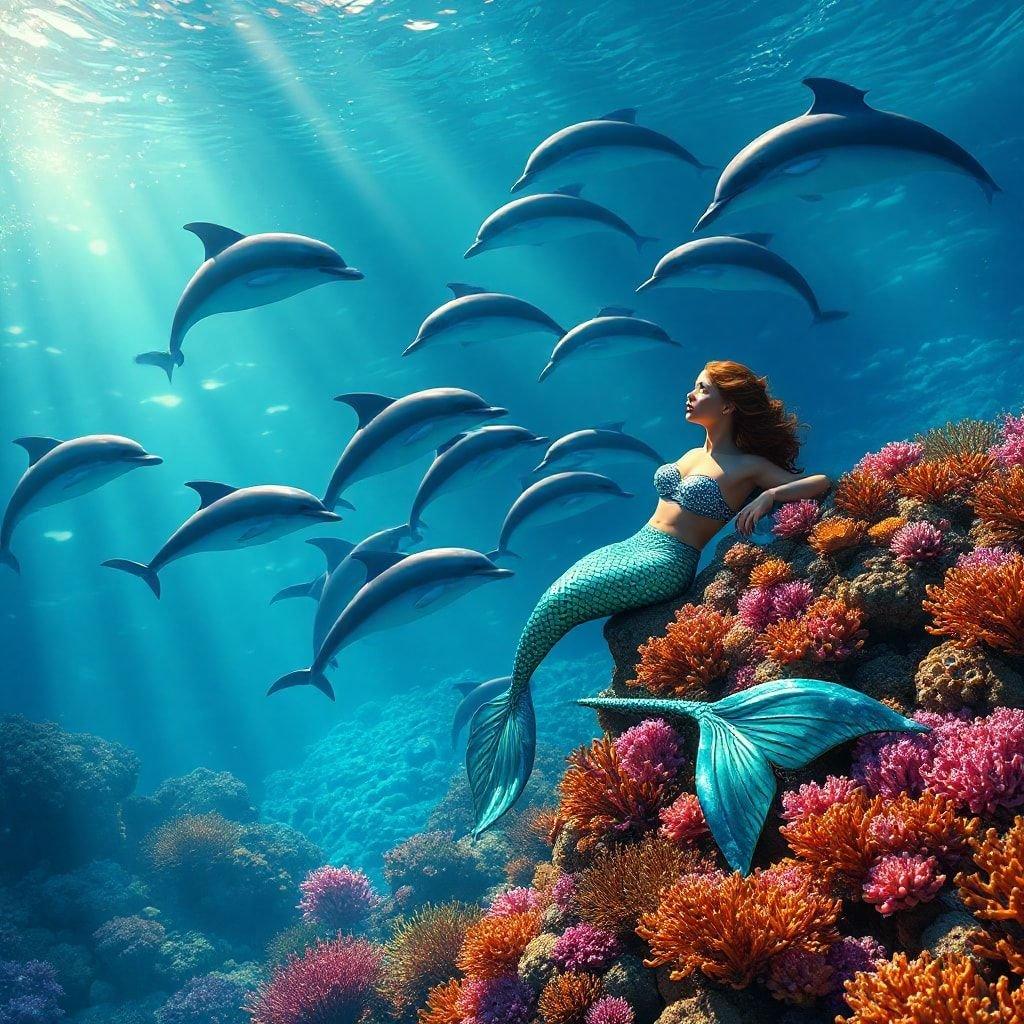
[2,79,999,728]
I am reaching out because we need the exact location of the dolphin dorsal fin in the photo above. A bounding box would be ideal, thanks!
[333,393,396,429]
[350,549,406,583]
[13,437,63,466]
[447,283,488,298]
[595,421,626,432]
[599,108,638,123]
[553,184,584,198]
[307,537,356,572]
[597,306,633,318]
[185,480,238,509]
[733,232,773,247]
[183,222,246,260]
[803,78,870,116]
[436,433,467,458]
[453,681,479,696]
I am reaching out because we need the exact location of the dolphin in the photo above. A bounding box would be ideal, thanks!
[465,186,655,258]
[452,676,511,748]
[136,223,363,381]
[511,108,713,193]
[403,283,565,356]
[534,425,665,476]
[269,537,356,606]
[103,482,341,598]
[636,233,846,324]
[538,307,681,382]
[267,547,514,701]
[489,471,634,560]
[1,435,162,574]
[408,426,549,540]
[323,388,508,511]
[695,78,1000,231]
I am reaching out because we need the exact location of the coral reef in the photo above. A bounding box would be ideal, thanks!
[0,959,65,1023]
[297,865,380,933]
[155,974,248,1024]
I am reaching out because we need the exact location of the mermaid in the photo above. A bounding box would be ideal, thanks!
[466,359,927,873]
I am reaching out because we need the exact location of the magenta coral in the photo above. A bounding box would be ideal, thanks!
[862,853,945,915]
[770,580,814,621]
[825,935,887,1011]
[456,974,535,1024]
[889,521,948,564]
[659,793,710,845]
[765,946,834,1005]
[551,922,621,972]
[956,546,1013,569]
[298,866,380,933]
[724,663,757,694]
[737,586,776,632]
[989,412,1024,468]
[552,872,577,913]
[855,441,925,480]
[585,995,634,1024]
[780,776,861,824]
[772,499,820,539]
[613,718,684,786]
[802,597,868,661]
[920,707,1024,816]
[486,887,540,918]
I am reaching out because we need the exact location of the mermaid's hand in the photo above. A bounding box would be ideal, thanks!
[735,491,774,537]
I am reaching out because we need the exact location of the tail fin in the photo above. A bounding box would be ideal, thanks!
[270,579,321,605]
[135,350,184,382]
[267,668,335,701]
[102,559,160,598]
[452,676,512,749]
[578,679,927,874]
[813,309,848,324]
[0,549,19,574]
[635,234,659,252]
[466,685,536,835]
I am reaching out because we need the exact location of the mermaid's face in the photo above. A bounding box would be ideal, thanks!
[685,371,732,426]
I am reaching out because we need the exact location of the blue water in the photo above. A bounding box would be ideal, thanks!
[1,0,1021,804]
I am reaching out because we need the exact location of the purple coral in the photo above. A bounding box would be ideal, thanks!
[0,960,64,1024]
[772,499,820,539]
[989,412,1024,468]
[486,887,539,918]
[724,663,757,694]
[957,546,1013,569]
[766,946,835,1005]
[586,996,635,1024]
[551,872,577,913]
[862,853,945,915]
[826,936,887,1012]
[457,974,535,1024]
[737,586,776,632]
[298,865,380,932]
[551,923,620,972]
[780,776,861,823]
[156,974,248,1024]
[889,521,947,564]
[770,580,814,621]
[613,718,684,786]
[855,441,924,480]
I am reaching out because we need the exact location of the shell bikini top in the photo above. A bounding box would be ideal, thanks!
[653,462,760,520]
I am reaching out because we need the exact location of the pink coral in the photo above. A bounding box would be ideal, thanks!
[724,663,757,694]
[456,974,535,1024]
[801,596,868,661]
[551,922,620,972]
[889,520,948,564]
[298,866,380,932]
[772,499,821,539]
[613,718,684,786]
[486,887,540,918]
[855,441,925,480]
[920,707,1024,816]
[862,853,945,915]
[659,793,710,845]
[956,546,1013,569]
[780,776,861,824]
[826,935,887,1011]
[770,580,814,621]
[585,996,634,1024]
[737,586,776,632]
[552,872,577,913]
[989,412,1024,468]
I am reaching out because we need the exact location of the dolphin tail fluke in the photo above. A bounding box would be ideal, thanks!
[813,309,848,324]
[102,558,160,598]
[467,685,536,835]
[334,497,356,512]
[485,548,520,565]
[270,579,321,605]
[537,362,555,383]
[635,234,659,253]
[135,350,184,382]
[267,668,335,701]
[0,549,19,574]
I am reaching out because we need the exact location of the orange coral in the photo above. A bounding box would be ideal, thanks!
[957,817,1024,975]
[629,602,734,698]
[841,950,1020,1024]
[637,868,840,988]
[574,834,714,936]
[531,808,565,847]
[947,451,998,492]
[532,861,560,895]
[723,540,767,576]
[808,517,867,556]
[971,466,1024,548]
[923,556,1024,656]
[834,469,896,523]
[557,736,664,852]
[867,516,908,545]
[455,910,541,980]
[894,460,959,502]
[418,978,464,1024]
[537,972,603,1024]
[758,595,867,665]
[748,557,792,589]
[760,616,814,664]
[505,856,536,887]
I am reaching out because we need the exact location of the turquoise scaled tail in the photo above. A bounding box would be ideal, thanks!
[578,678,929,874]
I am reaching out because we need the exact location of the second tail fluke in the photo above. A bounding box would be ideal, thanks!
[267,667,335,702]
[135,350,184,382]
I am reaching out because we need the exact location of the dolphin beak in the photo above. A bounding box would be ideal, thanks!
[484,406,509,419]
[401,338,420,357]
[136,454,163,466]
[317,510,343,522]
[322,266,364,280]
[464,241,484,259]
[693,199,725,232]
[482,567,515,580]
[635,277,657,293]
[510,173,531,193]
[531,436,549,446]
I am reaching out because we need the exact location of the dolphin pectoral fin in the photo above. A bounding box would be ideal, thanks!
[237,519,273,544]
[102,559,160,598]
[267,668,335,701]
[270,580,322,605]
[307,537,355,572]
[183,222,246,260]
[554,183,584,197]
[13,437,63,465]
[538,362,555,383]
[802,77,870,116]
[0,549,20,574]
[185,481,238,509]
[413,583,453,609]
[245,271,285,287]
[598,107,638,123]
[135,350,182,382]
[333,392,396,429]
